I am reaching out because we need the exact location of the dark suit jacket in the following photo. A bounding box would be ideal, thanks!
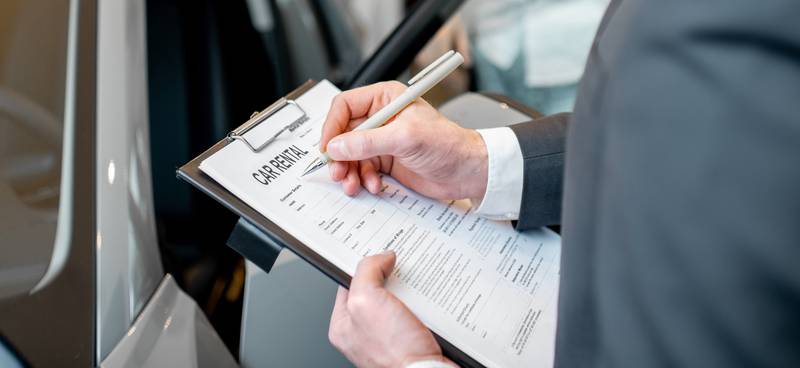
[509,0,800,366]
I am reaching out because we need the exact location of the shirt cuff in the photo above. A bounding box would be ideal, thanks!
[471,127,524,221]
[405,360,454,368]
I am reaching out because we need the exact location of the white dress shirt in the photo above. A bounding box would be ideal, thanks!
[472,128,525,221]
[405,359,454,368]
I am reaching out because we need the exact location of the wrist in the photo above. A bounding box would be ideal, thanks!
[463,128,488,200]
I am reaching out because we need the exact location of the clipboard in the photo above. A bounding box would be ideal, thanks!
[177,80,484,368]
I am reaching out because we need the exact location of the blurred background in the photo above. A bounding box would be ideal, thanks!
[148,0,606,355]
[0,0,606,366]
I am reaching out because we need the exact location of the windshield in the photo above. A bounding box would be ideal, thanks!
[0,0,70,296]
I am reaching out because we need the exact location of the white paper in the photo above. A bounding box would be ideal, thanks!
[200,80,561,368]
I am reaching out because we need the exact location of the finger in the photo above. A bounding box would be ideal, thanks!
[378,155,394,175]
[346,116,368,131]
[329,161,348,182]
[326,124,406,161]
[320,82,407,153]
[343,161,361,196]
[359,160,382,194]
[351,250,397,294]
[369,156,382,173]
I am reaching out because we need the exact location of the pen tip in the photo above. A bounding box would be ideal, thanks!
[301,159,325,177]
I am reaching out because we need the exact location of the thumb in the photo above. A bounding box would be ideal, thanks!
[351,250,397,292]
[326,125,404,161]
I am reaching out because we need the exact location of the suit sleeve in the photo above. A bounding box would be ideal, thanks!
[508,112,570,231]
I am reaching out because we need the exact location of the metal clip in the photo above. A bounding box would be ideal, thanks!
[407,50,455,85]
[227,98,309,152]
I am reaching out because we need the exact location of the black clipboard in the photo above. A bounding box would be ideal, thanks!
[177,80,484,368]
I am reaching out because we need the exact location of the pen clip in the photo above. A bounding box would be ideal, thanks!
[407,50,456,86]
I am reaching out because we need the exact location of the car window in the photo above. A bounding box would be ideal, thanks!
[0,0,70,296]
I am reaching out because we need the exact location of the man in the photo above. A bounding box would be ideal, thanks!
[322,0,800,366]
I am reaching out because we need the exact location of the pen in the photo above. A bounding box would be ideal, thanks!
[301,50,465,177]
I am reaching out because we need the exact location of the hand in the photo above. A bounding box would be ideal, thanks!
[320,81,488,200]
[328,251,455,368]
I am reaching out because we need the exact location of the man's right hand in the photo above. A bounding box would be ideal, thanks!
[320,81,488,201]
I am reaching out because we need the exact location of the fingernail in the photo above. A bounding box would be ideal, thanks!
[381,250,395,256]
[370,179,380,194]
[328,138,346,158]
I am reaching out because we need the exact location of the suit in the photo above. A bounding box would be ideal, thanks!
[509,0,800,366]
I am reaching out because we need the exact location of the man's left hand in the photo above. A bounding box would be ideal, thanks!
[328,251,455,367]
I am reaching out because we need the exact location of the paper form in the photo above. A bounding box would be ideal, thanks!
[200,80,561,368]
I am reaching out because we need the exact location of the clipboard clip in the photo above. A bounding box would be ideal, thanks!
[227,98,310,152]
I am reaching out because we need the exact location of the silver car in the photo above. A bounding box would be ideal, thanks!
[0,0,238,366]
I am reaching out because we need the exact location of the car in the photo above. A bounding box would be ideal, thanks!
[0,0,236,366]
